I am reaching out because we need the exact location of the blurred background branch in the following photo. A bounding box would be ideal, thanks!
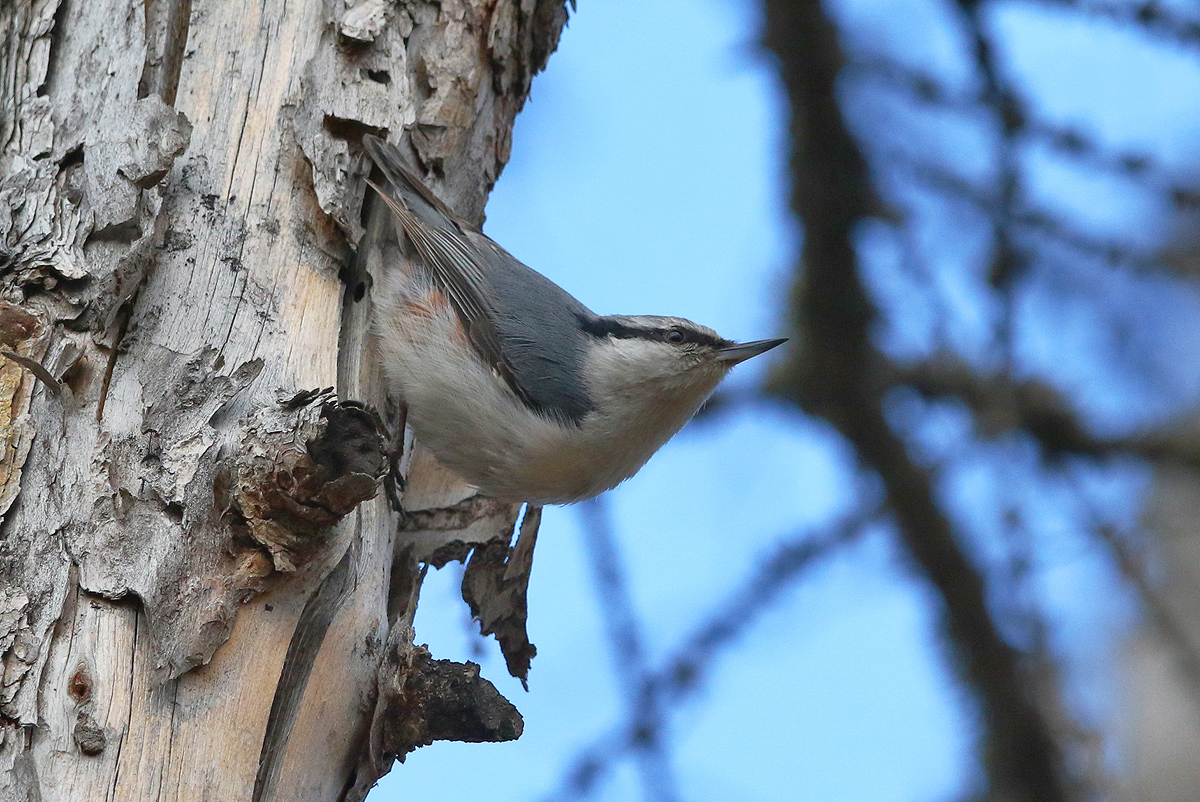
[762,1,1066,798]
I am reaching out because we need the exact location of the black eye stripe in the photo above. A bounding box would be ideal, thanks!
[580,317,727,348]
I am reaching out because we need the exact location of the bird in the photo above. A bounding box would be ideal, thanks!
[361,134,785,505]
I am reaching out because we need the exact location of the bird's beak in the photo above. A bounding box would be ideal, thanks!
[716,338,787,365]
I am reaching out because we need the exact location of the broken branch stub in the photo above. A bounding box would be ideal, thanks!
[378,643,523,761]
[220,397,387,574]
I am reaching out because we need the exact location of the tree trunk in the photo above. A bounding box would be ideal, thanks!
[0,0,566,799]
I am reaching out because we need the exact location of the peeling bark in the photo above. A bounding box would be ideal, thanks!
[461,504,540,687]
[0,0,569,798]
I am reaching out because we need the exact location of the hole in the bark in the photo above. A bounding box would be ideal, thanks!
[60,144,84,169]
[68,668,92,703]
[322,114,387,144]
[354,281,366,302]
[86,220,142,244]
[60,356,88,396]
[364,68,391,85]
[164,502,185,523]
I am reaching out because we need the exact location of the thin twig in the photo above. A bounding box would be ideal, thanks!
[846,55,1200,206]
[1,350,64,397]
[1035,0,1200,49]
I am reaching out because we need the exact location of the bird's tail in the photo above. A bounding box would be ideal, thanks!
[362,134,462,234]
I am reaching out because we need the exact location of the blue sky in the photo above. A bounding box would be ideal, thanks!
[376,1,976,800]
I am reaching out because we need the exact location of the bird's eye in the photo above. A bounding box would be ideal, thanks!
[666,329,685,344]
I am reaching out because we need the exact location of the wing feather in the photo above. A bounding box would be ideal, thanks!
[367,179,524,398]
[364,135,596,424]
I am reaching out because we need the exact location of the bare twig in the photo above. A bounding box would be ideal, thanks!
[894,356,1200,470]
[1036,0,1200,49]
[846,55,1200,208]
[954,0,1026,361]
[891,152,1170,274]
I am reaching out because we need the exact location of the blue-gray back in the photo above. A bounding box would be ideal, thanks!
[467,234,597,423]
[363,135,597,424]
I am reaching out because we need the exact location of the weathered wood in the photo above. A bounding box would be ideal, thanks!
[0,0,569,798]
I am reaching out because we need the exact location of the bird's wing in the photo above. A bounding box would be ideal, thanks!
[363,135,594,423]
[363,135,467,232]
[463,232,597,423]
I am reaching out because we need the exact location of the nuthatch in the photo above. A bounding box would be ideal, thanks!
[362,135,785,505]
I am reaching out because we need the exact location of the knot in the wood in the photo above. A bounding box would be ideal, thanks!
[73,712,106,756]
[67,666,93,703]
[217,397,387,572]
[379,645,523,761]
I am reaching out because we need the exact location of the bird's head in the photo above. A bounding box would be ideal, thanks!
[579,314,785,417]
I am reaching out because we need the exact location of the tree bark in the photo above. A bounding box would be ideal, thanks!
[0,0,567,799]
